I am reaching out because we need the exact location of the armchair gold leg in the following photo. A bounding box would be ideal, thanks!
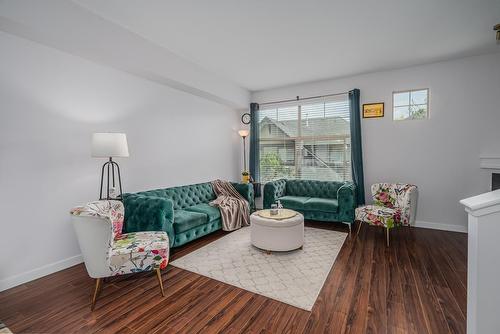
[91,278,102,311]
[356,221,363,238]
[386,227,390,247]
[156,268,165,297]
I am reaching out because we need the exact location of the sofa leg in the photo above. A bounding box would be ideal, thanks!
[386,227,390,247]
[342,222,352,235]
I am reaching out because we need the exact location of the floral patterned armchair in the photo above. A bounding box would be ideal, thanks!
[70,200,169,310]
[355,183,418,246]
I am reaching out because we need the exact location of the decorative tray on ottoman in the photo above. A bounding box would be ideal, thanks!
[257,209,298,220]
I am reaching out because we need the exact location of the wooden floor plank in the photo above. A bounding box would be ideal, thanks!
[219,295,269,333]
[433,286,466,334]
[365,228,388,334]
[341,225,374,334]
[130,276,218,333]
[152,283,242,333]
[84,269,198,334]
[407,234,457,334]
[181,290,254,334]
[0,222,467,334]
[387,301,409,334]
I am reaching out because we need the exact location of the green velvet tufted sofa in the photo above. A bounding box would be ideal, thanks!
[122,182,254,247]
[263,179,357,231]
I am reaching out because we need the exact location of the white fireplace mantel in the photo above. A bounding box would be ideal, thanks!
[479,156,500,169]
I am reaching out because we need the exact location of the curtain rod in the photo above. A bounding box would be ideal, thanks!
[258,91,350,106]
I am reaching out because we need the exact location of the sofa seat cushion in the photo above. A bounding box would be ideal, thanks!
[185,203,221,222]
[305,197,339,213]
[173,210,208,233]
[279,196,311,210]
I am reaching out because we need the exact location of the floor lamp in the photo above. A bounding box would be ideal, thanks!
[238,129,250,171]
[91,133,129,200]
[238,129,250,183]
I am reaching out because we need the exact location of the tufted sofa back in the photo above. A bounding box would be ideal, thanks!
[135,182,216,210]
[285,179,343,199]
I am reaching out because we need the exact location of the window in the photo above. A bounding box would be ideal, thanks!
[393,88,429,121]
[258,94,351,183]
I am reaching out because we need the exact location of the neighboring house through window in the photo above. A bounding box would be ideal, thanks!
[258,94,351,183]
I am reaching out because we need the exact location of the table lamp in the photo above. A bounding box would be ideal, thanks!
[91,133,129,200]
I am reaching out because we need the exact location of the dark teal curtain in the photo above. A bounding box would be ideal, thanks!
[349,89,365,205]
[249,103,260,182]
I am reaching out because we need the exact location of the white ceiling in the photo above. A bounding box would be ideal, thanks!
[0,0,250,108]
[77,0,500,91]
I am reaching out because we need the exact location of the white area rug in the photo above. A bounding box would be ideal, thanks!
[171,226,347,311]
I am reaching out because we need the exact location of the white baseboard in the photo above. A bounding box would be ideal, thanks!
[415,220,467,233]
[0,254,83,292]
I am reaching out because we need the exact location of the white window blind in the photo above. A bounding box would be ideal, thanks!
[258,94,351,183]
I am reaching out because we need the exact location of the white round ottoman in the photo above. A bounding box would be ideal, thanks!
[250,209,304,252]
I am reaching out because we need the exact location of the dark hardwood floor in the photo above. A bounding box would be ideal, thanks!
[0,222,467,333]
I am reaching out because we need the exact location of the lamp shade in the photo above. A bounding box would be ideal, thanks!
[91,133,129,158]
[238,129,250,138]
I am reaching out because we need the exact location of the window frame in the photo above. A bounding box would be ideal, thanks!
[392,88,430,121]
[257,96,352,183]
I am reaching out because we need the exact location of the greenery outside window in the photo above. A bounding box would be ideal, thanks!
[393,88,429,121]
[258,94,351,183]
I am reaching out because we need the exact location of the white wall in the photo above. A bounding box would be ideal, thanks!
[252,52,500,232]
[0,32,244,291]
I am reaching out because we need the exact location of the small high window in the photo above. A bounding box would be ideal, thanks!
[393,89,429,121]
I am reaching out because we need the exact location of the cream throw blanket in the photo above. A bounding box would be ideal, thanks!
[210,179,250,231]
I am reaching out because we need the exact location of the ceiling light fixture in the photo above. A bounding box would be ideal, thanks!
[495,23,500,41]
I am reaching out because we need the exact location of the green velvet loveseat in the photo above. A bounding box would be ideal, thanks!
[263,179,356,231]
[122,182,253,247]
